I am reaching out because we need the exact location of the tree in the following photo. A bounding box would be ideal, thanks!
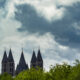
[68,60,80,80]
[15,68,45,80]
[0,73,13,80]
[49,63,72,80]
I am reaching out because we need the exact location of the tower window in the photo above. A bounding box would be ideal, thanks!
[4,68,6,72]
[4,63,6,67]
[10,68,13,72]
[10,63,13,67]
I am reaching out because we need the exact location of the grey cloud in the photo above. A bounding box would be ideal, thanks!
[14,3,80,48]
[0,0,6,8]
[44,47,77,62]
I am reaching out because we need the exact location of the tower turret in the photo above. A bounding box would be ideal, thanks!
[8,49,14,62]
[2,50,8,74]
[36,49,43,69]
[16,50,28,75]
[30,50,36,68]
[7,49,15,76]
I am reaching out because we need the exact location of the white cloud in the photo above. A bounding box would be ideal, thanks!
[2,0,80,22]
[59,0,80,6]
[72,22,80,35]
[0,0,80,73]
[15,0,66,22]
[12,0,80,22]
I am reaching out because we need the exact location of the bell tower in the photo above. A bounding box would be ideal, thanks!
[30,50,37,68]
[2,50,8,74]
[7,49,15,76]
[36,49,43,69]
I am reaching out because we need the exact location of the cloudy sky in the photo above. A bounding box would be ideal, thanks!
[0,0,80,72]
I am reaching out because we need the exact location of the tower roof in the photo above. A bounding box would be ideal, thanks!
[31,50,36,63]
[16,50,28,73]
[8,49,14,62]
[19,50,27,66]
[37,49,43,62]
[2,50,7,63]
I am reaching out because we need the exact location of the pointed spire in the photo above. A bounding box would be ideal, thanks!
[8,48,14,62]
[16,50,28,74]
[37,49,43,62]
[19,50,26,65]
[31,50,36,63]
[2,50,7,63]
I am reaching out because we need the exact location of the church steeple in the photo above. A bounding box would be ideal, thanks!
[36,49,43,69]
[2,49,15,76]
[31,50,36,63]
[37,49,43,62]
[1,48,43,75]
[19,50,26,65]
[2,50,7,63]
[30,50,37,68]
[16,49,28,75]
[7,49,15,76]
[8,49,14,62]
[2,50,8,74]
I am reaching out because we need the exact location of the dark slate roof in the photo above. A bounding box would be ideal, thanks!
[16,64,28,72]
[8,49,14,62]
[19,51,26,65]
[37,49,43,62]
[31,50,36,63]
[16,51,28,73]
[2,51,7,63]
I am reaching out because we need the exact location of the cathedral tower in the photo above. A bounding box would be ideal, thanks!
[1,48,43,75]
[36,49,43,69]
[2,50,8,74]
[2,49,15,76]
[7,49,15,76]
[16,50,28,75]
[30,50,37,68]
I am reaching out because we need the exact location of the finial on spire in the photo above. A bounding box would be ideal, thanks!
[38,45,41,51]
[4,47,6,51]
[8,48,14,62]
[21,47,24,54]
[22,47,23,52]
[33,47,35,52]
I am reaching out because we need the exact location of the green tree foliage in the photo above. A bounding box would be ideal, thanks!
[1,60,80,80]
[49,63,72,80]
[15,68,45,80]
[68,60,80,80]
[0,73,14,80]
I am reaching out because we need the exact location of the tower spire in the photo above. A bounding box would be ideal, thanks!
[36,49,43,69]
[30,50,37,68]
[31,50,36,63]
[19,50,26,65]
[2,50,7,63]
[37,49,43,62]
[16,50,28,75]
[8,48,14,62]
[2,50,8,74]
[22,47,23,53]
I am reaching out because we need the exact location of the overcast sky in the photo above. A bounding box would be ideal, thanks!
[0,0,80,72]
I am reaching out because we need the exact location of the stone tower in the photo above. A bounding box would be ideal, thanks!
[2,48,43,75]
[16,50,28,75]
[2,49,15,76]
[7,49,15,76]
[30,50,37,68]
[2,50,8,74]
[36,49,43,69]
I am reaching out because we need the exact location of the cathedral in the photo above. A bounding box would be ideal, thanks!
[1,49,43,76]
